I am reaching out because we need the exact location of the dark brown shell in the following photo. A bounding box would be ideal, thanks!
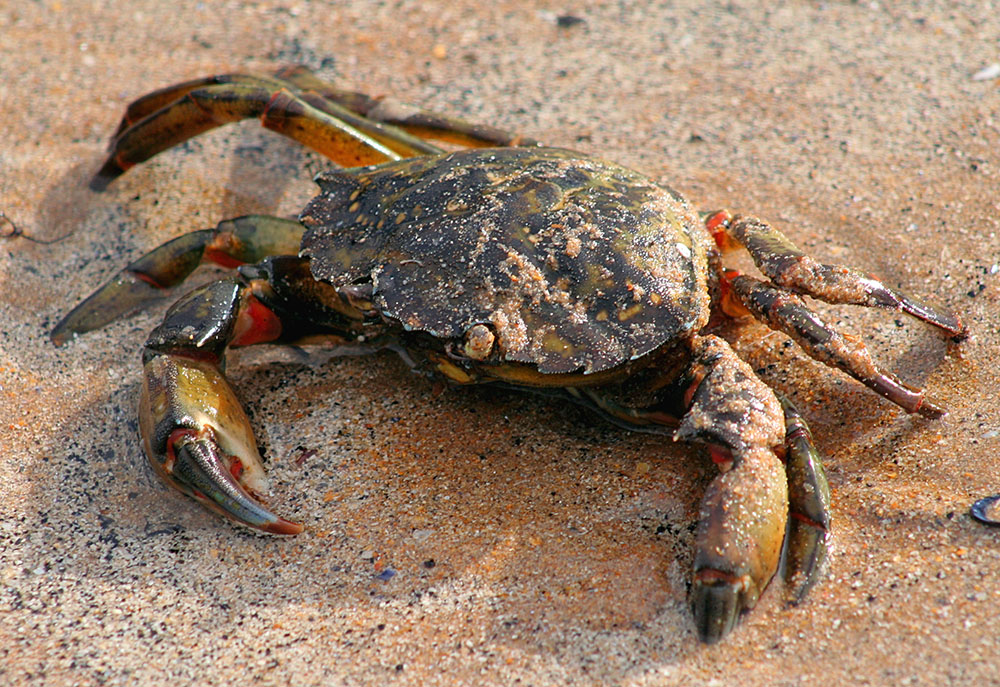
[299,147,710,374]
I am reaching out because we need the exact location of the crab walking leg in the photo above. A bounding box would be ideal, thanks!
[91,84,403,190]
[707,211,967,338]
[729,274,946,418]
[105,71,443,159]
[274,65,542,149]
[106,73,290,138]
[89,63,538,191]
[675,335,788,643]
[276,90,444,157]
[779,398,831,602]
[50,216,303,345]
[140,277,304,534]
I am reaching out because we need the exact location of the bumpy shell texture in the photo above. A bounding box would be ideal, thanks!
[300,147,709,374]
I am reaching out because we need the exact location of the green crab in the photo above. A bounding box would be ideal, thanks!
[52,66,966,642]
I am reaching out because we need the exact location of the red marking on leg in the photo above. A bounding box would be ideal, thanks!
[116,153,135,171]
[950,315,969,342]
[164,428,200,474]
[705,210,738,251]
[264,89,285,115]
[704,210,731,233]
[229,455,244,481]
[718,268,751,319]
[789,511,828,531]
[129,269,168,289]
[912,394,946,420]
[205,231,246,268]
[232,295,283,347]
[709,446,734,469]
[785,423,810,444]
[261,89,297,133]
[204,247,245,269]
[683,375,702,408]
[695,567,744,585]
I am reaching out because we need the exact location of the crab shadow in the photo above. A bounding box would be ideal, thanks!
[23,319,963,676]
[27,344,709,659]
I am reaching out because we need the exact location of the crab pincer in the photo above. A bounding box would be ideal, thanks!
[138,278,302,534]
[141,354,302,534]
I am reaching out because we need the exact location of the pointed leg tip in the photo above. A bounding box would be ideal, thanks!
[273,64,311,79]
[916,397,947,419]
[783,516,831,605]
[261,517,305,536]
[950,318,969,342]
[49,326,74,347]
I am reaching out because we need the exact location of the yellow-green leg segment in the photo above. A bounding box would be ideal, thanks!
[90,66,539,191]
[51,216,304,345]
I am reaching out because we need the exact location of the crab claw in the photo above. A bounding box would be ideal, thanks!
[140,353,302,535]
[688,445,787,643]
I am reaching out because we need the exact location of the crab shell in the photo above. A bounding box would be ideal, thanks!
[300,147,713,379]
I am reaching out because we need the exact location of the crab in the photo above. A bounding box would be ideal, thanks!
[52,66,966,643]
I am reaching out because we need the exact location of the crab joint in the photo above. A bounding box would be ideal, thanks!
[231,292,283,347]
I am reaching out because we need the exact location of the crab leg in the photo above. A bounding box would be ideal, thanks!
[139,276,299,533]
[139,254,365,533]
[729,273,947,418]
[106,73,290,138]
[675,335,789,643]
[142,351,303,534]
[779,397,831,601]
[274,65,541,148]
[707,211,967,339]
[105,71,444,159]
[92,83,409,190]
[92,66,537,191]
[51,216,303,345]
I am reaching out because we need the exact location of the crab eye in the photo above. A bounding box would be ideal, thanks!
[463,323,495,360]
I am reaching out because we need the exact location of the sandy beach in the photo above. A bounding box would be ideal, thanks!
[3,1,999,684]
